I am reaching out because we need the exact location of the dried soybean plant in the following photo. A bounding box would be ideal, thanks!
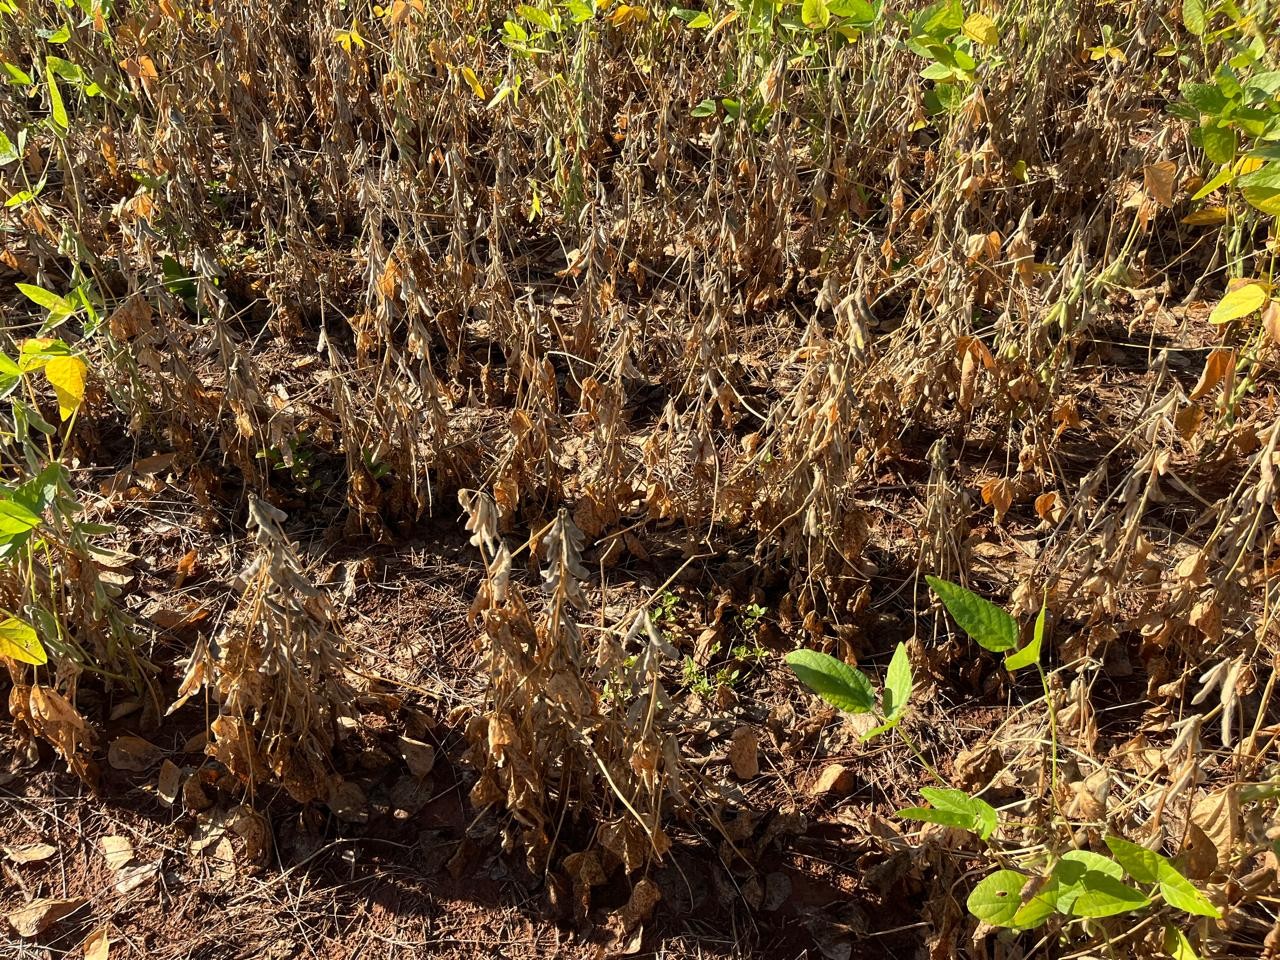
[460,490,687,899]
[171,497,353,804]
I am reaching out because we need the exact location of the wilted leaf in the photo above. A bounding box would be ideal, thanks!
[1189,348,1234,400]
[157,759,182,807]
[962,12,998,45]
[1181,206,1228,225]
[44,355,86,420]
[728,725,759,779]
[397,735,436,778]
[1143,161,1177,207]
[1262,301,1280,344]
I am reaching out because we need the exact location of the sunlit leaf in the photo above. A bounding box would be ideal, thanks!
[785,649,875,713]
[1182,0,1206,36]
[1237,162,1280,217]
[962,12,998,45]
[967,870,1026,927]
[1209,283,1267,324]
[926,576,1018,652]
[0,616,46,665]
[44,355,87,421]
[46,63,68,131]
[802,0,831,29]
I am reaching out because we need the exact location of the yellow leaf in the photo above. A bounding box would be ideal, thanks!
[1209,283,1267,324]
[608,3,648,25]
[0,616,46,666]
[962,12,999,46]
[1181,206,1228,225]
[459,65,485,99]
[44,354,87,420]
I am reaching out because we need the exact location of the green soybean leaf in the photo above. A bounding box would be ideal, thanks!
[46,63,68,132]
[1104,835,1162,884]
[801,0,830,29]
[1068,872,1150,918]
[1164,925,1201,960]
[1191,165,1235,200]
[1199,123,1236,165]
[1182,0,1206,36]
[785,649,875,713]
[882,642,912,719]
[516,4,556,30]
[897,787,997,839]
[967,870,1027,927]
[0,616,46,665]
[1238,162,1280,217]
[926,576,1018,652]
[16,283,72,317]
[3,61,34,86]
[1005,600,1045,671]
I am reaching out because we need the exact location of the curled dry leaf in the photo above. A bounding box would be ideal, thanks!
[6,896,88,937]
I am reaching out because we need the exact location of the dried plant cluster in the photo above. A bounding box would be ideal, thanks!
[1,0,1279,956]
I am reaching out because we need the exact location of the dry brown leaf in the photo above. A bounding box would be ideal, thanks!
[1263,300,1280,345]
[398,736,436,778]
[6,897,88,937]
[1143,160,1177,207]
[1190,785,1240,872]
[3,843,57,864]
[1189,348,1235,401]
[1034,491,1065,524]
[728,725,759,780]
[808,763,855,798]
[173,549,199,589]
[981,477,1014,523]
[83,925,110,960]
[157,759,182,807]
[1175,404,1204,441]
[113,862,158,894]
[108,735,163,772]
[100,835,134,871]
